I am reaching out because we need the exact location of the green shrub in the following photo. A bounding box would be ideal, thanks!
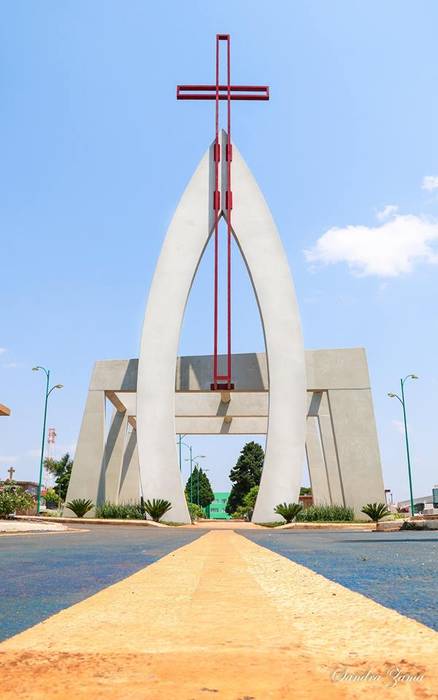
[43,487,59,508]
[0,482,34,518]
[95,501,144,519]
[66,498,94,518]
[361,502,391,524]
[231,505,249,519]
[187,502,204,522]
[274,502,303,523]
[143,498,172,522]
[296,504,354,522]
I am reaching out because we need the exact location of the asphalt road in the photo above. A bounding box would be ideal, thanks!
[0,524,203,641]
[243,529,438,630]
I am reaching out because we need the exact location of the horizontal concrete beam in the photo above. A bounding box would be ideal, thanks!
[90,348,370,393]
[175,416,268,434]
[0,403,11,416]
[175,392,269,417]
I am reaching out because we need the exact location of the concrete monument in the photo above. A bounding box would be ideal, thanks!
[65,35,385,522]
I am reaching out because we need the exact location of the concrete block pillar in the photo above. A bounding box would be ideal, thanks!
[327,388,385,514]
[98,409,128,505]
[63,389,105,516]
[118,428,140,502]
[318,392,344,506]
[305,416,331,505]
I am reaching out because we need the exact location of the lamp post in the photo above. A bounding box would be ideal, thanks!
[177,434,187,471]
[388,374,418,518]
[32,366,63,514]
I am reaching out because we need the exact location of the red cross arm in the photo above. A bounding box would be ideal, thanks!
[176,85,269,101]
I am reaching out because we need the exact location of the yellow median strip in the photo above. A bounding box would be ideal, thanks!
[1,530,437,699]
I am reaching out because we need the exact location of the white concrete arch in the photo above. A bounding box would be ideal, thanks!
[137,131,306,522]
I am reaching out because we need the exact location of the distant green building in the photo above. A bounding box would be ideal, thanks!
[208,492,231,520]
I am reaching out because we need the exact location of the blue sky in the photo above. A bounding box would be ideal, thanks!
[1,1,438,501]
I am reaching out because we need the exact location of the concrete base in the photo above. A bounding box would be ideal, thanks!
[65,348,385,522]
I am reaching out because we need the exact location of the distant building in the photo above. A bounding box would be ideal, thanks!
[397,486,438,514]
[209,492,231,520]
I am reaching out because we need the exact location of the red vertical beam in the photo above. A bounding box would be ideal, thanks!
[212,34,233,389]
[226,36,232,387]
[213,35,220,387]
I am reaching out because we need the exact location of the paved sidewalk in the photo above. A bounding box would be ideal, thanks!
[0,520,68,534]
[1,530,437,699]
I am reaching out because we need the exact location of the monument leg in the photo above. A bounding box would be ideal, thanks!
[118,429,140,502]
[327,389,385,514]
[63,389,105,516]
[305,416,331,505]
[318,392,345,506]
[98,409,127,505]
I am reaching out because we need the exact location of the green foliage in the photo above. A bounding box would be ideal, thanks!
[226,441,264,514]
[66,498,94,518]
[44,453,73,501]
[0,482,34,518]
[231,505,249,519]
[243,485,259,510]
[95,502,144,519]
[296,504,355,522]
[43,487,59,507]
[274,502,303,523]
[185,467,214,508]
[187,502,205,522]
[231,486,259,520]
[143,498,172,522]
[361,502,391,523]
[299,487,312,495]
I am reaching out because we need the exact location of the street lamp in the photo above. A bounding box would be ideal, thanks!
[176,434,187,471]
[32,366,63,514]
[388,374,418,517]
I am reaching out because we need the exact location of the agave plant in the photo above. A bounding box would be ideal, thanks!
[66,498,94,518]
[274,502,303,523]
[361,502,391,529]
[143,498,172,522]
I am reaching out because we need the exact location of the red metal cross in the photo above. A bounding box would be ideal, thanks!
[177,34,269,391]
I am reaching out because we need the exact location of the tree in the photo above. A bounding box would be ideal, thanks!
[185,467,214,507]
[226,441,264,515]
[231,486,259,520]
[44,453,73,502]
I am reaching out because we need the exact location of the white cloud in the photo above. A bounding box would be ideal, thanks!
[305,214,438,277]
[0,348,6,355]
[391,420,404,435]
[3,362,18,369]
[0,456,18,464]
[422,175,438,191]
[377,204,398,221]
